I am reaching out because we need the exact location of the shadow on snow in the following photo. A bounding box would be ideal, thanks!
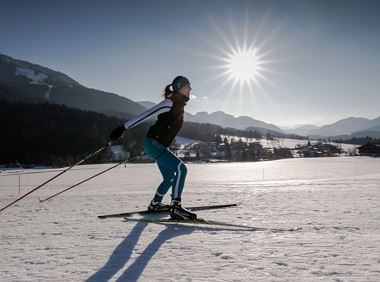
[86,221,193,282]
[86,221,248,281]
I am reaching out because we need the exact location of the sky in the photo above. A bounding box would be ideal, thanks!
[1,0,379,127]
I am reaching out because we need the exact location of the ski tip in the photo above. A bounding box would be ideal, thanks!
[38,197,45,203]
[222,202,242,208]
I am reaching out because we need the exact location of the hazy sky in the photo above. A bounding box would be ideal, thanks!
[1,0,379,127]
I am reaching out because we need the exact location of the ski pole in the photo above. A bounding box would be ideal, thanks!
[39,152,144,202]
[0,142,112,213]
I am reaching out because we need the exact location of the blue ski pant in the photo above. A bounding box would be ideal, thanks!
[143,137,187,202]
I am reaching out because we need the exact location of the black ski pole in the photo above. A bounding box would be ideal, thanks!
[0,142,112,213]
[39,152,143,203]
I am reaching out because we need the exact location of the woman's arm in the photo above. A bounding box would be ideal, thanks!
[123,99,173,129]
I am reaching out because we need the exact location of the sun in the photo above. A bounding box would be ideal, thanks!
[197,10,279,98]
[211,43,270,95]
[225,47,261,86]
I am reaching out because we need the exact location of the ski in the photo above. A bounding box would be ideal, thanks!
[124,217,301,232]
[98,202,241,219]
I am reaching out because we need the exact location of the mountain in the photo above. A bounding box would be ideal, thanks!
[3,53,378,139]
[349,124,380,138]
[285,124,320,136]
[0,53,280,134]
[307,117,380,137]
[0,53,146,118]
[137,101,156,109]
[184,111,282,132]
[368,124,380,132]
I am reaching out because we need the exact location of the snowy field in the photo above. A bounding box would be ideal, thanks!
[1,157,379,281]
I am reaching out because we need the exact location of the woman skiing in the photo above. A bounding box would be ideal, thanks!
[109,76,197,220]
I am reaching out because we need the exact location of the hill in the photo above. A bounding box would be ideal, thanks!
[0,53,146,119]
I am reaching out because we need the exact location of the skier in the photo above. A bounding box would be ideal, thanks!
[109,76,197,220]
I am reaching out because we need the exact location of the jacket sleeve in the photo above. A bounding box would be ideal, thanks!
[122,99,173,129]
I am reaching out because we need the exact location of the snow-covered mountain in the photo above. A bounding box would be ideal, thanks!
[0,53,146,118]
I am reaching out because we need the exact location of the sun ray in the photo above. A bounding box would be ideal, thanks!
[194,4,291,106]
[207,15,237,56]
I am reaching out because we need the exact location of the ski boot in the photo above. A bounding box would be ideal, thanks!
[170,200,197,220]
[147,199,169,212]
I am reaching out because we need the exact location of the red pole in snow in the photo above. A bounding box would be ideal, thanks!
[39,152,143,202]
[0,142,111,213]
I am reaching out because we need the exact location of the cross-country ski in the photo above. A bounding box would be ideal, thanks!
[98,202,241,219]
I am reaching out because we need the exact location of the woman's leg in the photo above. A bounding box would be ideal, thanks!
[144,138,194,218]
[156,151,196,219]
[144,138,185,202]
[155,149,187,202]
[152,162,175,202]
[144,137,187,202]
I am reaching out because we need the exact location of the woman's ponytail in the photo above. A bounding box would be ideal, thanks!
[162,84,173,99]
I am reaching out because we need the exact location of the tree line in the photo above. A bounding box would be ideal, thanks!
[0,101,268,167]
[0,101,124,167]
[333,136,380,145]
[179,121,262,141]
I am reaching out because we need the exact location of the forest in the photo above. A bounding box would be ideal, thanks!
[0,101,268,167]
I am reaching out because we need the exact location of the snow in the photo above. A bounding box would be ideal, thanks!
[1,157,380,281]
[15,67,48,85]
[15,67,53,99]
[45,84,53,99]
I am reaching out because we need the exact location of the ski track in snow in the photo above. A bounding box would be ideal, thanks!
[0,157,379,281]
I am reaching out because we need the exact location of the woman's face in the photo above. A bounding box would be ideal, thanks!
[178,84,192,98]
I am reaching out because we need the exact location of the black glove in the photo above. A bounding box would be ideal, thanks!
[109,125,126,141]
